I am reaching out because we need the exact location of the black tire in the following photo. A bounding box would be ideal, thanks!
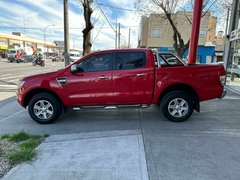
[41,62,45,67]
[161,91,194,122]
[28,92,62,124]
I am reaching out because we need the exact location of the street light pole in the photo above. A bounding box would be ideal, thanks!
[99,3,117,49]
[44,24,55,59]
[73,36,82,50]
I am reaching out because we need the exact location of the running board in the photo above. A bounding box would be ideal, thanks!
[73,104,149,111]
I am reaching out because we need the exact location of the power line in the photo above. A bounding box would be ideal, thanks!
[0,26,140,30]
[94,0,116,33]
[99,3,134,11]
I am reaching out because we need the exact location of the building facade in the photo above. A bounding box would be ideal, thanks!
[225,0,240,93]
[215,31,225,62]
[138,11,217,63]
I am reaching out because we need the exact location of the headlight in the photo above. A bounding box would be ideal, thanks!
[17,80,25,89]
[220,75,226,86]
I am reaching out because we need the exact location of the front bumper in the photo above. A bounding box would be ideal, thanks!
[16,88,25,107]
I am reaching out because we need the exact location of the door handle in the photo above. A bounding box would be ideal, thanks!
[99,75,109,79]
[137,73,147,77]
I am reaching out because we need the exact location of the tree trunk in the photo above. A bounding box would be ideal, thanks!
[82,0,93,56]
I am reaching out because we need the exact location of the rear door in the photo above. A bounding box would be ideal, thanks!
[112,52,154,104]
[67,53,114,106]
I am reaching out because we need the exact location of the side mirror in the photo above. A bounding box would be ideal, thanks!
[70,64,78,73]
[70,64,84,73]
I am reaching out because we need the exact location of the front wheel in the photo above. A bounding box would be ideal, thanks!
[28,92,62,124]
[161,91,194,122]
[32,61,36,66]
[41,62,45,67]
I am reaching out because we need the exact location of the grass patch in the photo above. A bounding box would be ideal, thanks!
[0,131,49,166]
[7,148,38,165]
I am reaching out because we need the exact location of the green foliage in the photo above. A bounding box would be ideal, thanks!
[8,131,32,142]
[44,134,49,138]
[1,131,49,166]
[19,139,39,149]
[7,148,37,165]
[1,134,11,139]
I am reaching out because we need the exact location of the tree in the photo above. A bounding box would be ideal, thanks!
[78,0,94,56]
[135,0,227,58]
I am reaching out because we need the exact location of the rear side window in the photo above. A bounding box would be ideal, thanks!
[116,52,146,70]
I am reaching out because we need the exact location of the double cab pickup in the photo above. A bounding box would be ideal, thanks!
[16,48,226,124]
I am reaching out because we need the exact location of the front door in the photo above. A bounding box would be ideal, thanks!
[67,53,113,106]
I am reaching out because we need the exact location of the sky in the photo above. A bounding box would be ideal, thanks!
[0,0,140,51]
[0,0,230,51]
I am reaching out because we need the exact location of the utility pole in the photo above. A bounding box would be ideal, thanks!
[64,0,70,66]
[118,23,120,49]
[224,7,230,49]
[128,28,131,48]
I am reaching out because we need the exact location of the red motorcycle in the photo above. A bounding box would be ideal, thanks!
[32,59,45,67]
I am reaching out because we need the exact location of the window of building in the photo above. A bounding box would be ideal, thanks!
[151,28,161,37]
[196,55,201,63]
[199,29,207,38]
[116,52,146,70]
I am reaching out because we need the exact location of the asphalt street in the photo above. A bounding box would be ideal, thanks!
[0,86,240,179]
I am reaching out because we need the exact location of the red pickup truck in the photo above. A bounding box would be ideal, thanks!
[16,48,226,124]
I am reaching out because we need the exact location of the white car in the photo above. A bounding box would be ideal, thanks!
[70,51,82,62]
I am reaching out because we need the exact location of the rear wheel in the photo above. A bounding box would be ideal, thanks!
[28,92,62,124]
[161,91,193,122]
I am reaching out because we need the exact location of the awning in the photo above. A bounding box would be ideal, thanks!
[0,45,8,50]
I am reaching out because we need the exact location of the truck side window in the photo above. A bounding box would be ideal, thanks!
[77,53,110,72]
[116,52,146,70]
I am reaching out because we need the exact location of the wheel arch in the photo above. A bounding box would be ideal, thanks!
[158,83,200,112]
[24,88,64,108]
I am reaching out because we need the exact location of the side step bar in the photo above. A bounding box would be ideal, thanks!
[73,104,149,111]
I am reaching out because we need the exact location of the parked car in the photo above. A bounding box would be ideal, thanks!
[16,48,226,124]
[52,56,64,62]
[70,51,82,62]
[16,55,35,63]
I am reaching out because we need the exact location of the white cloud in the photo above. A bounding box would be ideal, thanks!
[0,0,140,50]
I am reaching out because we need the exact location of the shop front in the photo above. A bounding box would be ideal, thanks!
[0,45,8,58]
[226,29,240,92]
[225,0,240,92]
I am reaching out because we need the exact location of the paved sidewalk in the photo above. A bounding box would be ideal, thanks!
[2,130,148,180]
[1,88,240,180]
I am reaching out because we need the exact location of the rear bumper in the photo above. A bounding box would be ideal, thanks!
[220,89,227,99]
